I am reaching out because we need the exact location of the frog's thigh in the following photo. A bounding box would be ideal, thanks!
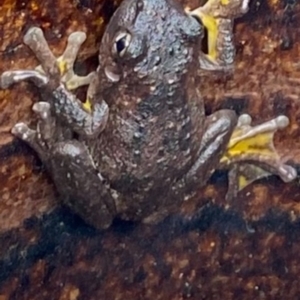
[50,140,116,229]
[186,109,237,184]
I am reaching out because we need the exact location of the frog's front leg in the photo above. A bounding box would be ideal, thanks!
[1,27,108,137]
[188,0,250,70]
[185,109,237,189]
[12,101,116,230]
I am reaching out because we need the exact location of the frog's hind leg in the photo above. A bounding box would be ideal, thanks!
[49,139,117,230]
[185,109,237,188]
[12,99,116,230]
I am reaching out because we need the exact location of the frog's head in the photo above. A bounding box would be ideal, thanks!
[97,0,203,101]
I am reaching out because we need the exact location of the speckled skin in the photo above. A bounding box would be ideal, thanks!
[1,0,239,229]
[190,0,250,69]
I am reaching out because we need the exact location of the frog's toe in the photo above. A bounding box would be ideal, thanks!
[237,114,252,126]
[32,102,51,120]
[58,31,87,69]
[24,27,45,45]
[278,164,297,183]
[32,101,60,146]
[12,103,58,158]
[24,27,60,79]
[241,0,250,14]
[0,70,49,89]
[12,120,52,161]
[12,122,35,142]
[274,115,289,129]
[1,71,21,88]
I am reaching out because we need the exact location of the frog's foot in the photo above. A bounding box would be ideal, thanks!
[1,27,108,137]
[220,114,297,197]
[187,0,250,70]
[1,27,93,91]
[11,101,59,161]
[225,163,276,201]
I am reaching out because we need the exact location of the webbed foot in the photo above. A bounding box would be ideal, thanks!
[1,27,93,91]
[1,27,108,137]
[220,114,297,198]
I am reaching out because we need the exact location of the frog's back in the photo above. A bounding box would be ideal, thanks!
[91,0,205,188]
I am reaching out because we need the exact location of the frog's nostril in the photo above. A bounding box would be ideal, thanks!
[105,66,120,82]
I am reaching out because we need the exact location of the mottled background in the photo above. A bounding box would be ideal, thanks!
[1,0,300,299]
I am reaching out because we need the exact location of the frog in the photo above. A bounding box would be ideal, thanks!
[0,0,296,229]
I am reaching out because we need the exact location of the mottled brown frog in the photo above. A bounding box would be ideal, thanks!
[1,0,296,229]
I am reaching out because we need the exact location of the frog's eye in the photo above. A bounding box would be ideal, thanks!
[113,32,132,57]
